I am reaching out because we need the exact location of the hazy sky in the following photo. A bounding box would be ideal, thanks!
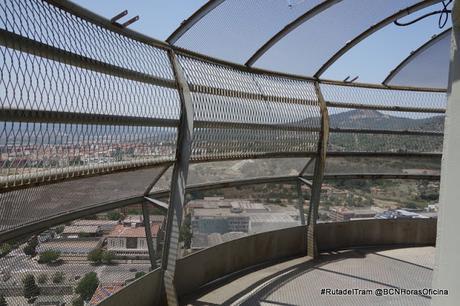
[73,0,451,84]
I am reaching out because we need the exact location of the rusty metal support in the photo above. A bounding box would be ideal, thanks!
[307,81,330,258]
[142,201,157,269]
[161,50,194,306]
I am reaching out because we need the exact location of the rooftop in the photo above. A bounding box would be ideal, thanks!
[108,223,161,238]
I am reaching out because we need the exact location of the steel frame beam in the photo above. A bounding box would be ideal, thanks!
[144,165,173,196]
[307,82,330,258]
[0,29,175,89]
[142,164,173,269]
[0,172,441,243]
[314,0,442,78]
[142,201,157,269]
[167,0,225,44]
[298,177,313,188]
[161,50,194,306]
[0,108,179,128]
[0,195,144,242]
[245,0,343,66]
[144,197,169,211]
[299,157,316,176]
[383,27,452,86]
[317,78,446,93]
[325,102,446,114]
[0,160,173,193]
[329,128,443,137]
[42,0,446,94]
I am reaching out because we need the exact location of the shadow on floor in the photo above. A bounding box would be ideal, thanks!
[181,247,432,306]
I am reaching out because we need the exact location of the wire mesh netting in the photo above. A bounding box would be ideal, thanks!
[320,83,447,109]
[253,0,423,75]
[0,0,174,79]
[0,203,165,305]
[0,0,446,290]
[321,83,446,153]
[0,166,168,233]
[187,158,310,186]
[328,108,445,132]
[326,156,440,175]
[301,155,441,176]
[385,29,451,89]
[178,55,321,160]
[183,181,306,252]
[171,0,323,63]
[329,131,443,153]
[0,0,181,190]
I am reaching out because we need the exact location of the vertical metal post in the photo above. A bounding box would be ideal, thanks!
[433,2,460,305]
[142,202,157,269]
[307,81,329,258]
[144,163,172,196]
[161,50,194,306]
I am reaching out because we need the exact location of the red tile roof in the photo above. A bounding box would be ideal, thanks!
[107,223,160,238]
[89,284,123,305]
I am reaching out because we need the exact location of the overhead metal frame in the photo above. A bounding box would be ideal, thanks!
[383,27,452,86]
[169,0,443,82]
[314,0,443,78]
[41,0,448,94]
[245,0,342,67]
[167,0,225,44]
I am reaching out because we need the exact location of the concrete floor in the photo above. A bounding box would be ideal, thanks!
[183,246,434,306]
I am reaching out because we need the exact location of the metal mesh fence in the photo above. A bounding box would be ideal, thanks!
[0,166,168,233]
[0,0,174,80]
[253,0,421,75]
[328,108,445,132]
[0,0,449,287]
[320,83,447,109]
[329,132,443,153]
[321,83,446,153]
[178,55,321,160]
[171,0,323,63]
[385,28,451,89]
[301,155,441,176]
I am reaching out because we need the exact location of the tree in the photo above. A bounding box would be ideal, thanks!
[71,296,83,306]
[23,237,38,257]
[75,272,99,301]
[37,274,48,284]
[0,294,7,306]
[134,272,145,279]
[78,232,91,238]
[87,248,103,264]
[179,214,193,249]
[52,272,65,284]
[22,274,40,303]
[102,251,115,264]
[107,211,121,221]
[0,243,12,258]
[38,250,61,264]
[54,226,65,234]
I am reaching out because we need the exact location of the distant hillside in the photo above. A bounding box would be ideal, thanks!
[329,109,444,131]
[328,109,445,152]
